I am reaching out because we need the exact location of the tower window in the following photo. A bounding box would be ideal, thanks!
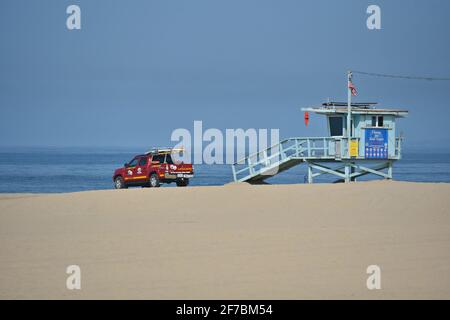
[329,116,343,136]
[371,116,384,127]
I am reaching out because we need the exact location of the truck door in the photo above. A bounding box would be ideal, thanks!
[135,156,149,183]
[124,157,139,183]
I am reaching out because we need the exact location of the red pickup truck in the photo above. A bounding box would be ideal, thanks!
[113,148,194,188]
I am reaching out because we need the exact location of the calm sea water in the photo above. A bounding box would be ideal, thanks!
[0,147,449,193]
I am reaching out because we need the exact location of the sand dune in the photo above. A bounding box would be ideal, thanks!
[1,181,450,299]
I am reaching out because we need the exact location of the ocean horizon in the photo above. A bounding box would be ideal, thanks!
[1,147,450,193]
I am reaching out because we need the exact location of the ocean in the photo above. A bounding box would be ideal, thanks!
[0,147,449,193]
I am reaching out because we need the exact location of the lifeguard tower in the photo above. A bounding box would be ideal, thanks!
[231,72,409,184]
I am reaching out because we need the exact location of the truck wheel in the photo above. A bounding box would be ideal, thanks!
[176,178,189,187]
[114,176,126,189]
[149,173,160,188]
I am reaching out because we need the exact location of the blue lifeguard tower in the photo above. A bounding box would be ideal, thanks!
[231,72,409,183]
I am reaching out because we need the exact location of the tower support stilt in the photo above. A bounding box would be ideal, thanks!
[302,160,393,184]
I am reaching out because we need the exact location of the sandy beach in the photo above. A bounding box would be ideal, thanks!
[1,181,450,299]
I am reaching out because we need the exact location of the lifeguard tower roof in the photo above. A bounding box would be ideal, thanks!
[303,101,408,117]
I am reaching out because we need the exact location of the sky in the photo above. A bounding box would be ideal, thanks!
[1,0,449,151]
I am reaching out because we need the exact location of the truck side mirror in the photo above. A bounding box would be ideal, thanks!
[124,163,129,167]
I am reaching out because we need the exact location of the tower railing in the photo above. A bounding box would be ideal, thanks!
[395,136,402,159]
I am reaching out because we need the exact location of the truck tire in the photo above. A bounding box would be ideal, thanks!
[176,178,189,187]
[114,176,126,189]
[149,173,160,188]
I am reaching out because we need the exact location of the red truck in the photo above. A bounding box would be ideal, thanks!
[113,148,194,188]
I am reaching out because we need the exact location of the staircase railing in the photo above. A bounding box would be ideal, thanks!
[231,137,338,182]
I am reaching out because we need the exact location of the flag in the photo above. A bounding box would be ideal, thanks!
[348,81,358,96]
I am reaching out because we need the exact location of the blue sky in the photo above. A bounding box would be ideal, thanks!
[1,0,449,150]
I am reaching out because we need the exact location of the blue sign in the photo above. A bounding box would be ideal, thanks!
[365,128,388,159]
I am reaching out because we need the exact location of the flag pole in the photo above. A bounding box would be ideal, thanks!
[347,70,352,158]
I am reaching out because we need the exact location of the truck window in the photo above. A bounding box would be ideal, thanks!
[165,154,174,164]
[128,158,138,167]
[138,157,147,166]
[151,154,165,163]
